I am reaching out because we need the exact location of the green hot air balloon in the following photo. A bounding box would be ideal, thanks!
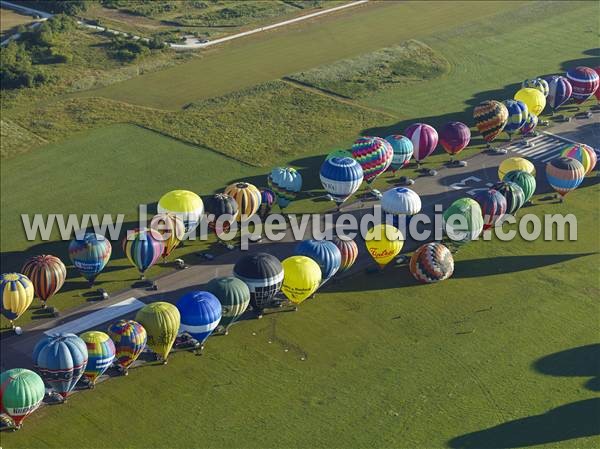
[442,198,484,251]
[0,368,45,428]
[135,302,180,364]
[205,276,250,334]
[503,170,536,203]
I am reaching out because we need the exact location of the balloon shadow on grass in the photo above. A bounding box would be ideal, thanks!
[534,344,600,392]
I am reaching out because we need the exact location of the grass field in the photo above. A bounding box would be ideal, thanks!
[0,8,37,39]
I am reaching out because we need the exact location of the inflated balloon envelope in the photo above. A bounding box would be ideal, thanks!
[281,256,321,304]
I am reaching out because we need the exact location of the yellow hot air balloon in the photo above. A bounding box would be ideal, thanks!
[514,88,546,116]
[1,273,34,328]
[365,224,404,269]
[135,302,180,363]
[150,213,185,261]
[498,157,536,180]
[157,190,204,238]
[281,256,321,304]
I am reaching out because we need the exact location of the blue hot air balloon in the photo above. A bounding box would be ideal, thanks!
[294,240,341,285]
[268,167,302,209]
[547,75,572,111]
[176,291,222,345]
[502,99,528,137]
[320,157,364,208]
[68,233,112,285]
[33,333,88,399]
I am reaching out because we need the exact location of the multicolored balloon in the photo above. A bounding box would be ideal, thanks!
[1,273,34,326]
[268,167,302,209]
[224,182,261,221]
[351,136,393,184]
[404,123,439,163]
[547,75,572,111]
[504,170,536,203]
[492,181,526,215]
[205,277,250,333]
[79,331,115,386]
[68,233,112,285]
[365,224,403,269]
[204,193,238,238]
[331,236,359,273]
[522,78,549,97]
[520,113,538,135]
[498,157,535,180]
[233,253,283,311]
[442,198,484,245]
[149,213,185,260]
[545,157,585,198]
[439,121,471,156]
[381,187,421,228]
[502,100,528,136]
[123,228,164,277]
[514,87,546,116]
[385,135,414,171]
[33,333,88,398]
[473,189,507,230]
[20,255,66,307]
[157,190,204,237]
[0,368,45,427]
[560,143,597,175]
[107,320,147,371]
[320,157,363,207]
[566,66,599,104]
[176,291,222,345]
[135,302,180,362]
[294,239,341,285]
[410,243,454,284]
[473,100,509,143]
[281,256,321,304]
[258,188,275,219]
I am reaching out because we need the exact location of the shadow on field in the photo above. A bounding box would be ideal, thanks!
[534,344,600,392]
[448,398,600,449]
[453,253,595,278]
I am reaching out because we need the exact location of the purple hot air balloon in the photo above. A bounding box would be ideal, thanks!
[546,75,572,111]
[439,121,471,159]
[566,66,599,104]
[404,123,438,165]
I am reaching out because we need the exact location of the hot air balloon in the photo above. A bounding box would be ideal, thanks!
[561,143,597,176]
[258,188,275,219]
[385,135,414,171]
[410,243,454,284]
[504,170,536,203]
[268,167,302,209]
[149,213,185,261]
[205,277,250,334]
[498,157,535,180]
[320,157,364,208]
[502,100,528,138]
[404,123,439,165]
[326,149,353,160]
[1,273,34,329]
[522,78,549,97]
[68,233,112,286]
[0,368,45,428]
[473,189,507,230]
[233,253,283,314]
[520,113,538,135]
[32,333,88,398]
[566,66,599,104]
[547,76,572,111]
[515,87,546,116]
[545,157,585,199]
[351,136,393,185]
[442,198,484,247]
[123,228,164,279]
[135,302,180,363]
[204,193,239,239]
[492,181,525,215]
[473,100,509,144]
[438,121,471,159]
[79,331,115,387]
[381,187,422,229]
[157,190,204,238]
[107,320,147,373]
[176,291,222,346]
[281,256,321,304]
[21,255,66,308]
[595,67,600,101]
[365,224,403,269]
[224,182,261,221]
[332,236,359,273]
[294,239,341,285]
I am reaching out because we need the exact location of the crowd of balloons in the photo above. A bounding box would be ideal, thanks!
[1,66,598,429]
